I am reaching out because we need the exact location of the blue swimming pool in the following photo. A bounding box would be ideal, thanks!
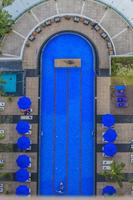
[39,32,95,195]
[0,73,16,93]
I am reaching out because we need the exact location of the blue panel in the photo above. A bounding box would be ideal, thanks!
[67,69,80,195]
[0,74,16,92]
[54,69,67,194]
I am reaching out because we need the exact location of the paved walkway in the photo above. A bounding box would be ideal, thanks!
[1,0,133,59]
[3,0,133,27]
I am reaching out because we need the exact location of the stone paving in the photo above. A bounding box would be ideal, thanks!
[100,8,128,37]
[57,0,83,14]
[14,12,38,37]
[26,77,39,115]
[113,28,133,55]
[83,0,106,22]
[23,18,109,69]
[1,32,24,57]
[32,0,57,22]
[1,0,133,58]
[97,77,111,114]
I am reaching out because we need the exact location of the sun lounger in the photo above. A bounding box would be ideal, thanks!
[131,154,133,159]
[20,115,33,120]
[26,177,31,182]
[102,132,108,143]
[0,130,4,134]
[54,17,61,23]
[116,97,127,102]
[94,24,100,31]
[103,160,113,165]
[116,102,128,108]
[0,187,3,193]
[115,86,126,97]
[0,183,4,188]
[29,124,32,130]
[28,162,31,168]
[27,146,31,151]
[83,19,90,25]
[28,130,32,135]
[0,183,4,193]
[131,143,133,150]
[102,165,111,170]
[115,90,126,97]
[0,102,5,107]
[102,153,109,157]
[35,27,42,33]
[28,35,35,41]
[73,16,80,22]
[45,20,51,26]
[100,32,107,39]
[0,160,4,164]
[0,107,4,111]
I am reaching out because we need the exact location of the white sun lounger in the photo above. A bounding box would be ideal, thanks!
[0,130,4,134]
[131,154,133,159]
[0,184,3,188]
[103,160,113,165]
[0,187,3,193]
[102,165,111,170]
[0,160,4,164]
[0,102,5,107]
[20,115,33,120]
[0,107,4,111]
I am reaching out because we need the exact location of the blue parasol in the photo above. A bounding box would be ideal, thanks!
[16,185,30,196]
[16,155,31,168]
[15,169,30,182]
[17,136,31,150]
[103,129,117,142]
[16,120,30,134]
[103,143,117,157]
[102,114,115,127]
[17,96,31,110]
[102,185,116,196]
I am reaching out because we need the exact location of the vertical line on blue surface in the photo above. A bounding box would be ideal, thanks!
[66,70,69,193]
[52,69,56,193]
[79,69,82,194]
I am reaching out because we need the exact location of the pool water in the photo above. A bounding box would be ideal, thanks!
[0,73,16,93]
[39,32,95,195]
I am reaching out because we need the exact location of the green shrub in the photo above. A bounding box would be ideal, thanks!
[2,0,14,7]
[0,133,5,140]
[0,163,4,169]
[0,9,14,38]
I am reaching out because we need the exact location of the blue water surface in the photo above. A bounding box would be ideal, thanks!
[0,73,16,92]
[39,32,95,196]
